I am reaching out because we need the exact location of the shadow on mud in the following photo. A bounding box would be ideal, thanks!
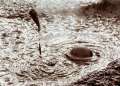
[78,1,120,18]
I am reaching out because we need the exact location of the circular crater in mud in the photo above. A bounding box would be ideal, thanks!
[64,45,101,65]
[59,32,120,68]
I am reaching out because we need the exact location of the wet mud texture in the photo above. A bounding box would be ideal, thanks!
[70,58,120,86]
[1,0,120,86]
[0,1,34,20]
[80,0,120,18]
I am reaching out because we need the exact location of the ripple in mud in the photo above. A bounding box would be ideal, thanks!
[1,2,120,85]
[35,14,120,83]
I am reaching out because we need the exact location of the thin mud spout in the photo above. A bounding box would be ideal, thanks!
[38,43,41,55]
[29,8,42,56]
[29,9,40,32]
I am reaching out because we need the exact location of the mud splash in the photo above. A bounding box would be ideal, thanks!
[0,0,120,86]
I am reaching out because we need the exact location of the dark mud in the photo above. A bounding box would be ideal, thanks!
[70,58,120,86]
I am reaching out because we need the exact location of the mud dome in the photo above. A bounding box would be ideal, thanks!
[0,0,120,86]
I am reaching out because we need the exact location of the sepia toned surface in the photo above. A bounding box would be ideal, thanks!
[0,0,120,86]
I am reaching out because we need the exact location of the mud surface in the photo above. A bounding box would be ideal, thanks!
[70,58,120,86]
[0,0,120,86]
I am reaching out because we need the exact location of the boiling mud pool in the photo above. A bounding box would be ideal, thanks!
[0,0,120,85]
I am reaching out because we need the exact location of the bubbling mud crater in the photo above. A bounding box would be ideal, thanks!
[1,1,120,85]
[35,14,120,84]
